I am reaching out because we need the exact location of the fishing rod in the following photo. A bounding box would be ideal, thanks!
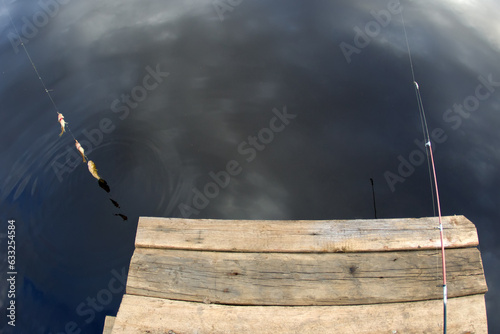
[370,178,377,219]
[399,3,447,333]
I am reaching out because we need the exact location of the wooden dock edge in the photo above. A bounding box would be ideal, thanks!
[109,294,488,334]
[103,216,488,333]
[102,316,115,334]
[134,215,479,252]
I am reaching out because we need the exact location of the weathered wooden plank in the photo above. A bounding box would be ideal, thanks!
[110,294,488,334]
[102,316,115,334]
[135,215,478,252]
[126,247,487,305]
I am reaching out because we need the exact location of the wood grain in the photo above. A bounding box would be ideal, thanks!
[102,316,115,334]
[134,215,478,252]
[110,294,488,334]
[126,247,487,305]
[103,215,488,334]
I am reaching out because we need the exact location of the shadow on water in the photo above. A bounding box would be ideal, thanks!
[97,178,128,220]
[110,198,121,208]
[0,125,199,333]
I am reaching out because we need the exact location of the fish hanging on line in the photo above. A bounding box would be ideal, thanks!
[57,113,67,136]
[87,160,102,181]
[88,160,109,190]
[75,140,87,162]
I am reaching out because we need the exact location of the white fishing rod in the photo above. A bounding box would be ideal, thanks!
[399,3,447,333]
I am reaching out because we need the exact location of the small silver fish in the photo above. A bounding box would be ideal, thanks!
[75,140,87,162]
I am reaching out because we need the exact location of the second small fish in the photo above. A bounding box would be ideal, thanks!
[75,140,87,162]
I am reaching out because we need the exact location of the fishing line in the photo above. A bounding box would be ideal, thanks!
[416,85,437,216]
[3,0,79,142]
[4,1,128,221]
[400,4,436,216]
[399,2,447,333]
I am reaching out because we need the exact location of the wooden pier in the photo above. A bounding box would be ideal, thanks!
[103,215,488,333]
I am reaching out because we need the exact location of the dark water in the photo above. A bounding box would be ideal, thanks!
[1,0,499,332]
